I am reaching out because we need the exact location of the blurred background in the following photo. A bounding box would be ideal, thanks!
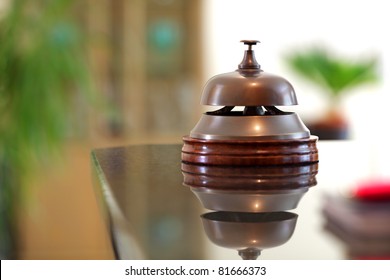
[0,0,389,259]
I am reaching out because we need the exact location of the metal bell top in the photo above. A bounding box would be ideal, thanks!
[201,40,298,106]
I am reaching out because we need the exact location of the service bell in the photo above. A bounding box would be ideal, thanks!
[182,40,318,166]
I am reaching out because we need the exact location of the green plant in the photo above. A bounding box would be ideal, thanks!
[284,46,379,139]
[0,0,97,258]
[285,47,378,103]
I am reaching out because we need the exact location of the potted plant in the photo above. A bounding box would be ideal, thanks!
[284,46,378,140]
[0,0,98,258]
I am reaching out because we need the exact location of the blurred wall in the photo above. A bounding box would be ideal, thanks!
[82,0,203,140]
[202,0,390,140]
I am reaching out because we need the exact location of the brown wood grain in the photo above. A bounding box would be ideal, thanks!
[182,135,319,166]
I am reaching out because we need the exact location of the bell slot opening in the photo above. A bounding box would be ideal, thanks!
[206,106,289,116]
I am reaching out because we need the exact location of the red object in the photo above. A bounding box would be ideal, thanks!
[353,179,390,201]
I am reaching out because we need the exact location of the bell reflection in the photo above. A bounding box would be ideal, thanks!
[182,163,318,212]
[182,163,318,259]
[201,211,298,260]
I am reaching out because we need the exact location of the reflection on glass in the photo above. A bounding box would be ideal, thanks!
[182,163,318,259]
[201,211,298,260]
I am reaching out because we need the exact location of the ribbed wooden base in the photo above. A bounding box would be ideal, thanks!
[181,162,318,189]
[182,135,318,166]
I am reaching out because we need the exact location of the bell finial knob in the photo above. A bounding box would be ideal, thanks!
[240,40,260,50]
[239,40,261,69]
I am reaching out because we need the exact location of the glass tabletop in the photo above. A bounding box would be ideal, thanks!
[91,142,390,260]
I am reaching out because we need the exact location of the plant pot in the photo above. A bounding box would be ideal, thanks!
[307,108,349,140]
